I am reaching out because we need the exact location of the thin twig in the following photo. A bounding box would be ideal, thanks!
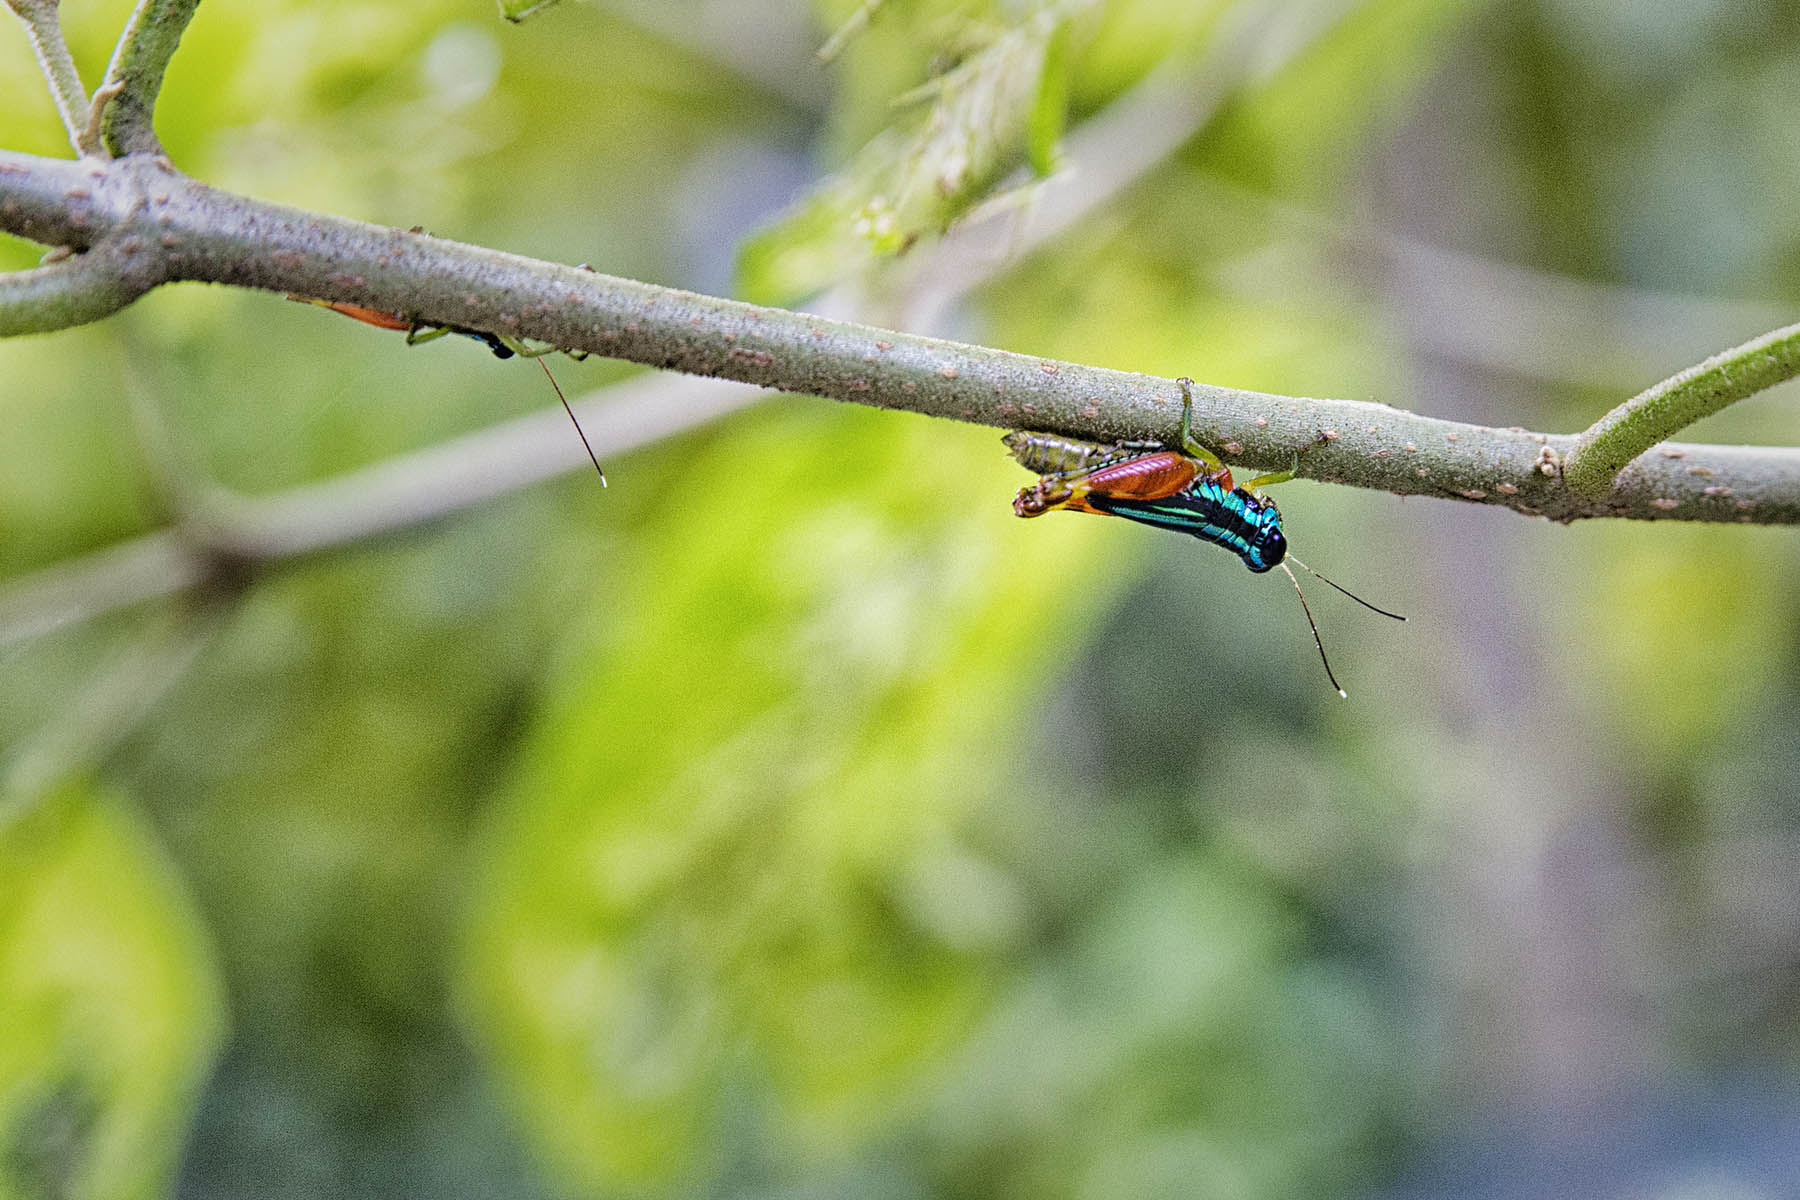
[95,0,202,156]
[1563,321,1800,499]
[3,0,90,153]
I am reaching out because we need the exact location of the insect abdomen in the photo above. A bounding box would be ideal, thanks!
[1088,477,1286,572]
[1002,430,1139,477]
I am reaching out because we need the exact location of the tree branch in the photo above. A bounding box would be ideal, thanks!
[95,0,201,156]
[4,0,90,153]
[3,147,1800,525]
[1563,320,1800,499]
[0,19,1275,646]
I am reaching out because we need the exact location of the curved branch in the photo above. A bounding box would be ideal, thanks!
[4,0,90,153]
[1563,320,1800,499]
[95,0,201,156]
[3,148,1800,524]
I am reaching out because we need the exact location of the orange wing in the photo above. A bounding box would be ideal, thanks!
[287,295,413,331]
[1070,451,1206,500]
[1015,451,1222,518]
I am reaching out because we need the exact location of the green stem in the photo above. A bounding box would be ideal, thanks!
[4,0,91,153]
[1564,320,1800,499]
[95,0,201,156]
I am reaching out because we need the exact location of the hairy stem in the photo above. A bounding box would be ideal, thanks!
[2,148,1799,525]
[95,0,201,155]
[1564,320,1800,499]
[4,0,90,152]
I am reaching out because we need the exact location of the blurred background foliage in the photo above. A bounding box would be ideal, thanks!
[4,0,1800,1197]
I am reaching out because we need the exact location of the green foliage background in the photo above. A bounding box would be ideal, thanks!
[5,1,1800,1197]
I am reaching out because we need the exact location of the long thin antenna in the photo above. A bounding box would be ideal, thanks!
[536,357,606,487]
[1287,555,1404,621]
[1278,561,1346,698]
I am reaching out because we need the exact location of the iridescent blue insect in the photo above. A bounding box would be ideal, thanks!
[1007,378,1403,696]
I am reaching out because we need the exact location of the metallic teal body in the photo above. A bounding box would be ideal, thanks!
[1088,474,1288,572]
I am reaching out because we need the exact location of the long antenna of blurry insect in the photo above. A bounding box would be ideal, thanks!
[531,356,606,487]
[289,296,606,487]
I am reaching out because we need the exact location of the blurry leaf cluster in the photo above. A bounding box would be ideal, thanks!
[739,0,1094,305]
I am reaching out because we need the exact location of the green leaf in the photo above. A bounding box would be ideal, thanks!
[460,404,1130,1194]
[0,781,224,1200]
[498,0,560,23]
